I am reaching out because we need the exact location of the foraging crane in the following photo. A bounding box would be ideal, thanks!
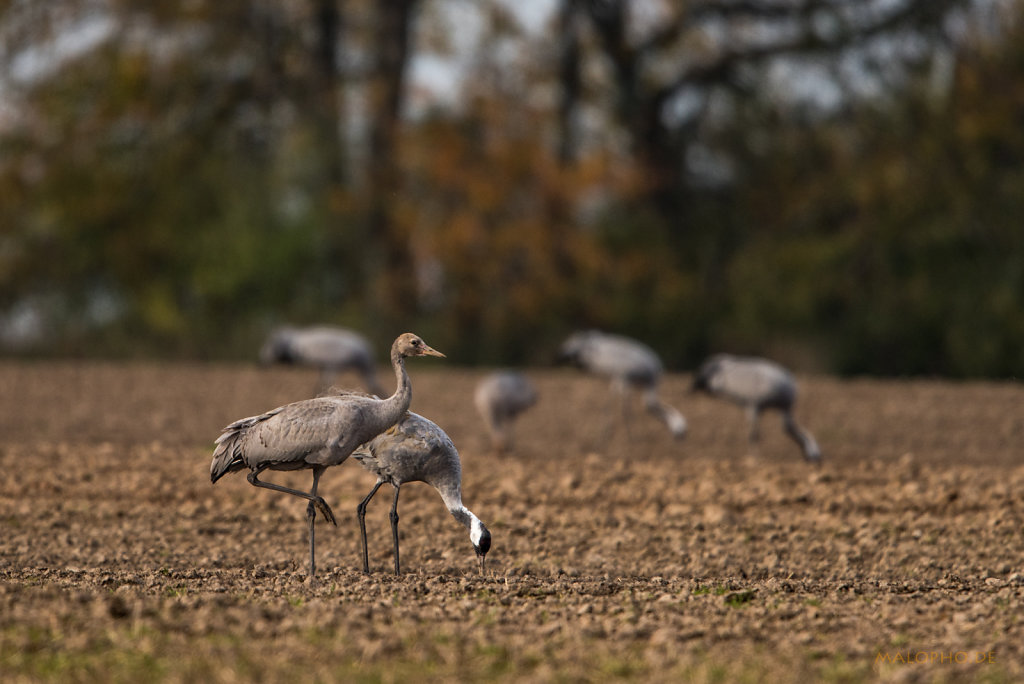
[260,325,385,396]
[210,333,445,583]
[691,354,821,462]
[353,411,491,575]
[557,330,687,440]
[474,371,538,453]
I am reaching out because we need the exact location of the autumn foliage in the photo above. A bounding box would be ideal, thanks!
[1,1,1022,376]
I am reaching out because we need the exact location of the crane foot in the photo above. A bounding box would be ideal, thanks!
[315,497,337,525]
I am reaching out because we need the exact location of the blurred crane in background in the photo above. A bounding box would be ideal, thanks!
[474,370,538,453]
[557,330,687,441]
[260,326,385,396]
[691,354,821,462]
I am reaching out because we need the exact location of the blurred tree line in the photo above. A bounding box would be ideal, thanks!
[0,0,1022,376]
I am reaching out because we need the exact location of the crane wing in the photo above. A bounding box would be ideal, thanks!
[353,412,457,485]
[210,398,357,482]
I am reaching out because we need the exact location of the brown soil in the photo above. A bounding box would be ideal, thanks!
[1,361,1022,682]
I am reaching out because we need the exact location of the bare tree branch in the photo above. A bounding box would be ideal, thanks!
[671,0,963,93]
[561,0,969,218]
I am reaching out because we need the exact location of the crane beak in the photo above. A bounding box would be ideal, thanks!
[478,553,487,574]
[420,344,445,358]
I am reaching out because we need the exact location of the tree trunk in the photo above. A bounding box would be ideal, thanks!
[556,0,581,166]
[367,0,418,331]
[313,0,345,186]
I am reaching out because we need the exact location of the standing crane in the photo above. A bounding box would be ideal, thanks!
[557,330,687,440]
[210,333,445,583]
[260,325,386,396]
[691,354,821,462]
[353,411,491,575]
[474,371,538,453]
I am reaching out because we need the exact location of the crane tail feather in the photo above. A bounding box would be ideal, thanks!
[210,436,244,483]
[209,406,285,483]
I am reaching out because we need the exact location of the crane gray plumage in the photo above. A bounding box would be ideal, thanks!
[353,411,491,575]
[474,371,538,453]
[557,330,687,440]
[211,333,445,583]
[691,354,821,462]
[260,325,385,396]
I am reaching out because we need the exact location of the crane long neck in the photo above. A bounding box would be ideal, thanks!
[446,496,487,550]
[439,486,475,530]
[436,480,488,555]
[449,504,473,531]
[379,346,413,428]
[437,483,464,520]
[784,414,820,461]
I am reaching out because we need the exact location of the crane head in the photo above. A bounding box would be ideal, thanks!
[555,330,594,366]
[395,333,445,359]
[259,327,298,365]
[690,356,723,393]
[472,520,491,574]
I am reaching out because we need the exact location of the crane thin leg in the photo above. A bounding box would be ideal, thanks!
[356,480,385,573]
[390,486,402,575]
[246,465,336,584]
[746,406,762,442]
[246,467,337,525]
[306,467,325,584]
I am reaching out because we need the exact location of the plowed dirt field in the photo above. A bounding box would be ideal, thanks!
[1,361,1022,682]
